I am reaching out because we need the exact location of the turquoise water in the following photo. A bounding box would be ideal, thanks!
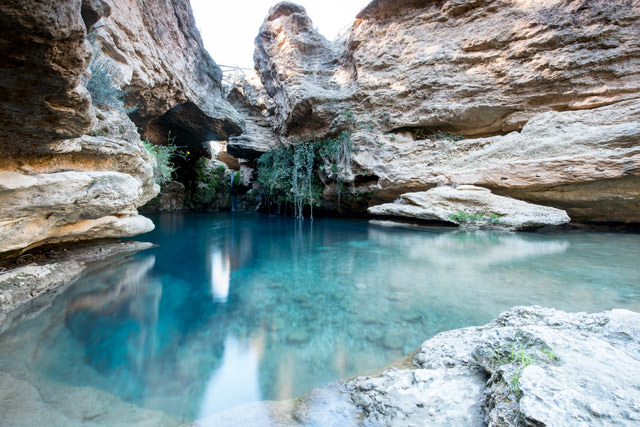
[1,213,639,423]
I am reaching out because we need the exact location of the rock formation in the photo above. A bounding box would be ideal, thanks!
[193,306,640,426]
[368,185,571,230]
[0,0,244,254]
[226,72,281,160]
[89,0,244,155]
[347,306,640,425]
[250,0,640,222]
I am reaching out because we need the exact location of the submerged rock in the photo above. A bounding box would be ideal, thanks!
[368,185,570,230]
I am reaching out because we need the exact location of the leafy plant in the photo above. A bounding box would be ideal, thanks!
[196,159,226,191]
[540,347,557,361]
[142,139,182,186]
[343,109,355,124]
[256,108,362,218]
[512,373,522,397]
[86,36,137,114]
[257,142,323,220]
[185,158,234,209]
[90,128,109,137]
[231,171,242,187]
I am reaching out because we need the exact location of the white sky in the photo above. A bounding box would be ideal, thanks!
[190,0,371,69]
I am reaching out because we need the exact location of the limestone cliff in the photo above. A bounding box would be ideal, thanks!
[0,0,243,254]
[251,0,640,222]
[226,72,281,160]
[90,0,244,155]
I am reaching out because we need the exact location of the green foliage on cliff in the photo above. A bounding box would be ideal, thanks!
[87,51,135,113]
[256,109,366,219]
[194,160,227,194]
[142,139,181,186]
[257,142,323,220]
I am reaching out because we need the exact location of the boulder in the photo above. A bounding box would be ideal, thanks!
[368,185,570,230]
[347,306,640,426]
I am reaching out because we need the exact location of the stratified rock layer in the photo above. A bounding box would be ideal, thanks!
[368,185,570,230]
[252,0,640,221]
[0,0,243,254]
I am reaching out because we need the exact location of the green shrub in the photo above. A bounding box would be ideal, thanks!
[256,108,366,218]
[190,158,229,206]
[142,139,181,186]
[257,142,323,219]
[86,38,137,113]
[87,51,128,111]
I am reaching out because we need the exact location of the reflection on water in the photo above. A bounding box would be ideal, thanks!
[0,213,639,423]
[199,335,263,419]
[209,249,230,302]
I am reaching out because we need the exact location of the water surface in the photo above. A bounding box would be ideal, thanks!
[1,213,639,423]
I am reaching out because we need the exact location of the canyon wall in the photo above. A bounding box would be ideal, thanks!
[250,0,640,221]
[0,0,243,254]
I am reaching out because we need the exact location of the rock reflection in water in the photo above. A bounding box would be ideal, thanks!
[367,227,570,267]
[63,256,161,395]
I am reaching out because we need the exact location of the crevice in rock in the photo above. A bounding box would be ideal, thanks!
[353,174,380,186]
[134,101,242,158]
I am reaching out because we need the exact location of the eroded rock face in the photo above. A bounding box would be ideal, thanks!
[368,185,570,230]
[253,0,640,221]
[90,0,244,155]
[226,73,281,160]
[0,0,97,149]
[254,2,355,139]
[0,0,243,254]
[0,107,158,254]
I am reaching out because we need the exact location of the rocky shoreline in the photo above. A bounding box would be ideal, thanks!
[194,306,640,426]
[0,240,153,334]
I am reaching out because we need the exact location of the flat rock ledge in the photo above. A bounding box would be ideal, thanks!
[194,306,640,426]
[0,241,153,334]
[368,185,571,230]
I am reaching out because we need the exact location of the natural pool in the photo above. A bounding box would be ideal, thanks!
[1,213,639,424]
